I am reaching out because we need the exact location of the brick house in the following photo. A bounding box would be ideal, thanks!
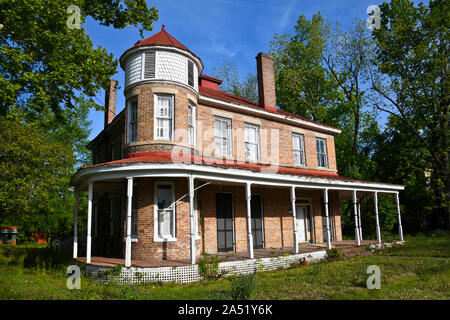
[70,26,405,267]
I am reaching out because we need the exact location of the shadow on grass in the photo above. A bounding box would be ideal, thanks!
[0,245,73,270]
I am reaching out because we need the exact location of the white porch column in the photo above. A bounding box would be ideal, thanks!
[290,186,299,254]
[374,191,382,244]
[86,183,93,263]
[125,177,133,267]
[189,176,196,265]
[73,191,79,259]
[245,182,254,259]
[353,190,361,246]
[395,192,404,241]
[357,201,363,241]
[323,188,332,250]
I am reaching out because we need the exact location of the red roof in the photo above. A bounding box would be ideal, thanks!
[80,152,359,182]
[198,87,340,132]
[128,24,191,54]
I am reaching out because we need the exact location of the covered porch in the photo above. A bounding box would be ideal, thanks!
[70,163,405,268]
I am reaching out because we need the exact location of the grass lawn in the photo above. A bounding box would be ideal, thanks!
[0,233,449,300]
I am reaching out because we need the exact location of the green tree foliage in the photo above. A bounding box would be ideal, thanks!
[370,0,449,229]
[0,0,158,117]
[211,60,258,102]
[0,118,76,237]
[271,14,399,235]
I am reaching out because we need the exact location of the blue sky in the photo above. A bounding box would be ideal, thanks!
[85,0,385,140]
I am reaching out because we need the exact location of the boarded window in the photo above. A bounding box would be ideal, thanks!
[144,51,155,79]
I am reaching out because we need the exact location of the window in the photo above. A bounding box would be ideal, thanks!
[214,117,232,157]
[293,134,306,166]
[127,99,138,143]
[144,50,155,79]
[244,123,260,161]
[188,103,196,146]
[188,60,194,87]
[316,138,328,168]
[154,182,176,241]
[154,94,173,140]
[131,187,137,238]
[111,142,115,161]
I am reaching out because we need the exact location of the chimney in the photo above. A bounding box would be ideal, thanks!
[104,79,118,128]
[256,52,277,110]
[199,74,222,91]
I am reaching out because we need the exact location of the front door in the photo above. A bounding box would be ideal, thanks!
[216,193,234,252]
[296,206,308,242]
[251,194,264,249]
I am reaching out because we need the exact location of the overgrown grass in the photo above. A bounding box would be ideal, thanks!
[0,233,449,300]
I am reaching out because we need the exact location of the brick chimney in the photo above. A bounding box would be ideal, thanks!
[104,79,118,128]
[256,52,277,110]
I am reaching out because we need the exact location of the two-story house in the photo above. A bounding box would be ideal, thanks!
[70,25,405,268]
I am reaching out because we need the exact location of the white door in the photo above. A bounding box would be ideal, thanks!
[296,206,307,242]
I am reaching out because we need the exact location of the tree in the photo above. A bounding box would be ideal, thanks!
[0,0,158,118]
[271,14,380,178]
[211,60,258,102]
[370,0,449,229]
[0,118,76,237]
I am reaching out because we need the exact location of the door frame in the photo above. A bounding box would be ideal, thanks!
[251,192,265,249]
[215,191,235,252]
[295,197,315,243]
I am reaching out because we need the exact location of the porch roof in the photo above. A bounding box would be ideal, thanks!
[71,152,404,193]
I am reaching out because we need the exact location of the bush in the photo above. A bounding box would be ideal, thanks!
[326,248,343,260]
[230,274,257,300]
[198,253,226,280]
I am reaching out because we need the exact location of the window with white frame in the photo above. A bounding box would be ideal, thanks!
[244,123,260,161]
[154,182,176,240]
[127,99,138,143]
[293,133,306,166]
[214,117,232,157]
[316,138,328,168]
[188,103,195,146]
[154,94,173,140]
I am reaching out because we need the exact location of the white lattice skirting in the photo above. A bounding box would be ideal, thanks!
[85,250,327,284]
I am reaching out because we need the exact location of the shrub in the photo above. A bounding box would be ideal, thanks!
[198,253,225,280]
[326,248,343,260]
[230,274,257,300]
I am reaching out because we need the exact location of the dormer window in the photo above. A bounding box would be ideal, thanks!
[154,94,174,140]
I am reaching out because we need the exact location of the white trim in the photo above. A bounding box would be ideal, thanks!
[154,181,177,242]
[154,94,174,141]
[72,163,404,193]
[244,123,260,161]
[127,98,138,143]
[199,95,341,135]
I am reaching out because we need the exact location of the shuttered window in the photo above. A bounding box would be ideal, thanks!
[293,134,306,166]
[144,51,155,79]
[188,60,194,87]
